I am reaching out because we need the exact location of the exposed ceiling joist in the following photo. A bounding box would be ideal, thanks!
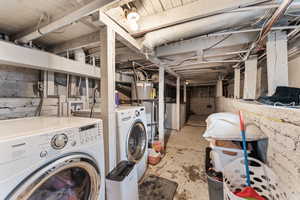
[101,0,133,12]
[170,59,239,69]
[49,31,100,53]
[98,10,143,54]
[88,47,145,63]
[156,32,257,57]
[171,63,224,70]
[178,69,227,74]
[204,50,248,59]
[147,56,179,77]
[16,0,111,43]
[110,0,270,36]
[48,30,144,63]
[209,25,300,37]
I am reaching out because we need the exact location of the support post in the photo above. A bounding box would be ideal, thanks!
[69,76,77,97]
[266,31,288,95]
[257,67,262,98]
[43,71,48,98]
[234,68,241,99]
[85,77,89,108]
[74,48,89,106]
[243,56,258,99]
[100,26,117,174]
[47,71,55,96]
[158,66,165,145]
[216,74,223,97]
[176,77,181,131]
[183,82,187,103]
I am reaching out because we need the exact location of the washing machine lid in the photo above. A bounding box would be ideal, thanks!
[127,121,147,162]
[6,154,101,200]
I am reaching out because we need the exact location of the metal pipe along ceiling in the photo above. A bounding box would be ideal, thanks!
[259,0,294,43]
[141,10,266,52]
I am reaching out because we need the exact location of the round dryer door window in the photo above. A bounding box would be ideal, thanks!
[7,154,100,200]
[127,121,147,162]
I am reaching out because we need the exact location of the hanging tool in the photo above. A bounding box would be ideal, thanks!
[236,111,265,200]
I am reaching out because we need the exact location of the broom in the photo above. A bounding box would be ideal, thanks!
[235,111,265,200]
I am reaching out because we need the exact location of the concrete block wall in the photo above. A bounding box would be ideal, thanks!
[289,56,300,88]
[189,86,215,115]
[216,97,300,199]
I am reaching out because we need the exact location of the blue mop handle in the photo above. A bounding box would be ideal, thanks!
[239,111,251,187]
[241,129,251,186]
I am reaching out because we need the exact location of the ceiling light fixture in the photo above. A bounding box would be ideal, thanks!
[124,3,140,31]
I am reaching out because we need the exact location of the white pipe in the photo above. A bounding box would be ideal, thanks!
[142,10,266,51]
[209,25,300,37]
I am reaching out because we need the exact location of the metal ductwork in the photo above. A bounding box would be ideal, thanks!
[141,10,266,53]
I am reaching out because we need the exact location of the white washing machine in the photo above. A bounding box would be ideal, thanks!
[0,117,105,200]
[116,106,148,180]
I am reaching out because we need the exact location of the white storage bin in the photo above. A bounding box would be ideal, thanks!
[223,157,287,200]
[210,145,248,173]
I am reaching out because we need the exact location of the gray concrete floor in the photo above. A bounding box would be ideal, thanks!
[146,115,209,200]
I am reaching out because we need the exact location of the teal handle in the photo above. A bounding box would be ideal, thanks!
[241,130,251,186]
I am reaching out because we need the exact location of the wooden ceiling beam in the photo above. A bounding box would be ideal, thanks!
[15,0,111,43]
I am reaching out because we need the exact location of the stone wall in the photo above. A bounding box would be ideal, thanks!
[0,65,97,120]
[216,97,300,199]
[0,98,59,119]
[0,65,40,97]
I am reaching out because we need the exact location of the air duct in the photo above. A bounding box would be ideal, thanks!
[141,10,266,53]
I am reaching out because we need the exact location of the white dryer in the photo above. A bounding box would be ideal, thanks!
[0,117,105,200]
[116,106,148,180]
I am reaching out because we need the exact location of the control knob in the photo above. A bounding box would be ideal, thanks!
[51,134,68,150]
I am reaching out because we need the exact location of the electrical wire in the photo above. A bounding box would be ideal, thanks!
[89,86,98,118]
[35,12,68,35]
[205,34,233,51]
[132,62,141,105]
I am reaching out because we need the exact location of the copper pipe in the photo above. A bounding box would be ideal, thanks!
[259,0,294,42]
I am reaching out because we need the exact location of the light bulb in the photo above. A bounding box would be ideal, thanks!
[128,20,139,31]
[127,11,140,22]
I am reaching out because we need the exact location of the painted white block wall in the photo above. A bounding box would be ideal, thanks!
[216,97,300,200]
[289,56,300,88]
[267,31,288,95]
[243,56,258,99]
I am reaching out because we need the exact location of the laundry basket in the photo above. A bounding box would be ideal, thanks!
[223,157,287,200]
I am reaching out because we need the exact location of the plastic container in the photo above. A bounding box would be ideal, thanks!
[148,148,161,165]
[210,146,248,173]
[106,161,139,200]
[207,175,224,200]
[223,157,288,200]
[205,147,224,200]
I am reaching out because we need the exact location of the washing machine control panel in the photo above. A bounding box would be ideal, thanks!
[78,124,100,145]
[40,123,100,155]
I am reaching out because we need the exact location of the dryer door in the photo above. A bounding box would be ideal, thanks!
[127,121,147,162]
[7,154,100,200]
